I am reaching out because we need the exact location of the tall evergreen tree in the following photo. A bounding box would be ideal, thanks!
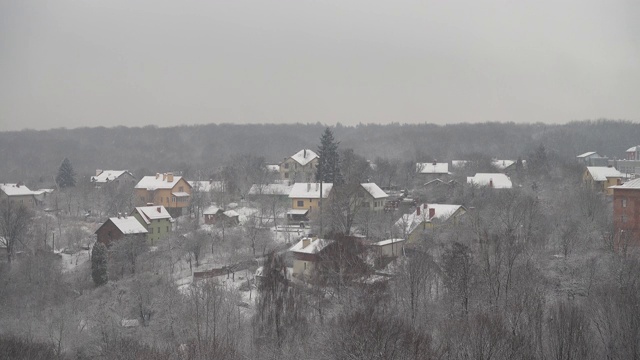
[55,157,76,188]
[316,128,342,185]
[91,242,108,286]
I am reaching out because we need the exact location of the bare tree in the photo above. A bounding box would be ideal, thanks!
[0,200,33,263]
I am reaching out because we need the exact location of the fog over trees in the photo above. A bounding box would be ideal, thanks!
[0,120,639,359]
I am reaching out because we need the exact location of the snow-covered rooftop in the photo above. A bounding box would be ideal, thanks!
[577,151,597,158]
[371,238,405,247]
[0,183,35,196]
[492,159,515,170]
[135,174,187,190]
[289,183,333,199]
[586,166,623,181]
[289,237,334,254]
[188,180,224,193]
[416,162,450,174]
[267,165,280,172]
[626,146,640,152]
[395,204,464,234]
[360,183,388,199]
[290,149,319,166]
[203,205,221,215]
[109,217,148,234]
[133,206,172,224]
[248,183,293,196]
[467,173,512,189]
[611,178,640,190]
[287,209,309,215]
[223,210,240,218]
[91,170,134,183]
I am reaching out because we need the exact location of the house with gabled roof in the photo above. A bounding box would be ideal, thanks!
[279,149,319,183]
[584,166,624,195]
[289,182,333,214]
[91,170,136,188]
[626,146,640,160]
[395,203,466,243]
[467,173,512,189]
[130,206,173,245]
[289,237,336,279]
[95,215,148,246]
[417,162,450,175]
[359,183,388,211]
[247,183,293,199]
[576,152,609,166]
[203,206,240,226]
[134,173,192,217]
[0,183,36,208]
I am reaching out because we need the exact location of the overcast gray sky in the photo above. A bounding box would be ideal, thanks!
[1,0,639,131]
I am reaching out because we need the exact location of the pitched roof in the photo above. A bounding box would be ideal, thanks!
[133,206,172,224]
[203,205,222,215]
[290,149,319,166]
[371,238,405,247]
[395,204,465,234]
[289,183,333,199]
[611,178,640,190]
[626,146,640,152]
[0,183,35,196]
[107,217,148,234]
[416,162,450,174]
[360,183,388,199]
[586,166,623,181]
[135,175,188,190]
[577,151,597,158]
[289,237,334,254]
[91,170,134,183]
[492,159,515,170]
[467,173,513,189]
[267,165,280,172]
[248,183,293,196]
[223,210,240,218]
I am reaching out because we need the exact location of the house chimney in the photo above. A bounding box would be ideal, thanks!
[117,212,121,219]
[429,208,435,219]
[307,183,311,191]
[416,206,421,216]
[156,173,160,179]
[315,183,319,191]
[96,169,102,176]
[157,207,161,213]
[162,173,166,181]
[304,149,307,158]
[432,160,437,166]
[167,172,174,182]
[489,179,494,188]
[302,238,311,248]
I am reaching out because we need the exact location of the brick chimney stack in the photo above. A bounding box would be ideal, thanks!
[489,179,494,188]
[416,205,421,216]
[429,208,435,219]
[157,207,161,213]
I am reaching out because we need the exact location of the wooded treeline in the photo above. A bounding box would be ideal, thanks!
[1,120,638,184]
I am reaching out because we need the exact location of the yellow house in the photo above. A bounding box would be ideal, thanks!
[134,173,192,217]
[0,183,36,208]
[288,182,333,214]
[289,237,335,280]
[395,203,466,243]
[279,149,319,183]
[584,166,624,195]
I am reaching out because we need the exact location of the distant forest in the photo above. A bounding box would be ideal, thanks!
[1,120,638,186]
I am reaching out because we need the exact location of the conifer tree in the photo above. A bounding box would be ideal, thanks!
[55,157,76,188]
[316,128,342,185]
[91,242,108,286]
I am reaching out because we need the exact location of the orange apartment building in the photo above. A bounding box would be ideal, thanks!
[134,172,192,217]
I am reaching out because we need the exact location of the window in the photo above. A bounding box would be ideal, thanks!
[179,186,184,192]
[622,198,628,208]
[622,215,627,223]
[166,226,169,232]
[172,196,177,203]
[157,227,160,234]
[150,228,154,233]
[297,200,304,207]
[284,163,289,169]
[284,172,289,179]
[167,197,169,203]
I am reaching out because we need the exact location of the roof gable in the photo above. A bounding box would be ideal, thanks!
[289,183,333,199]
[290,149,319,166]
[135,174,189,191]
[0,183,35,196]
[360,183,388,199]
[586,166,623,181]
[91,170,135,183]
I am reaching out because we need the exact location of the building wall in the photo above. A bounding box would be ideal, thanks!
[132,212,172,245]
[0,193,35,208]
[376,242,404,257]
[292,258,316,279]
[96,220,123,246]
[613,188,640,249]
[583,171,622,195]
[280,158,318,183]
[291,197,320,213]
